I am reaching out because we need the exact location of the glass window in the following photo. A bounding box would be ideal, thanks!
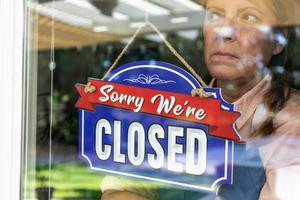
[22,0,300,200]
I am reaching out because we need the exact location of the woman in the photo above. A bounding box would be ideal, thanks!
[202,0,300,199]
[101,0,300,199]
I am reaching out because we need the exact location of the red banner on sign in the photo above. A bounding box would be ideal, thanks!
[75,79,241,142]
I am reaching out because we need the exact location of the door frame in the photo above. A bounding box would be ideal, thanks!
[0,0,25,199]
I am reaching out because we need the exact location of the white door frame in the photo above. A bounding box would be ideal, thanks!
[0,0,25,199]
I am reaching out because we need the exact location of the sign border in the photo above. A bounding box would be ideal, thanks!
[79,61,236,192]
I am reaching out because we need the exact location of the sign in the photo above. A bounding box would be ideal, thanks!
[75,61,240,192]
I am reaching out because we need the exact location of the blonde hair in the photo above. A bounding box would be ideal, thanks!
[250,0,293,137]
[248,0,293,25]
[202,0,294,25]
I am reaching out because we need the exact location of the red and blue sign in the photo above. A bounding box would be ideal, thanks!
[75,61,240,192]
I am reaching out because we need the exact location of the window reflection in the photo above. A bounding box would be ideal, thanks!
[23,0,300,200]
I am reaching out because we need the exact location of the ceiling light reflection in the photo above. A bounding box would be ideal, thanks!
[120,0,170,16]
[170,17,189,24]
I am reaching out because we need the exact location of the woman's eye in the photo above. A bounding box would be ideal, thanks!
[240,13,260,23]
[206,11,223,22]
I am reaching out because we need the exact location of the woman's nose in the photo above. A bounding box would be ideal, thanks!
[213,16,237,42]
[214,24,236,42]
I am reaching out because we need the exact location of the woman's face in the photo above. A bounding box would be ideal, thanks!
[204,0,285,82]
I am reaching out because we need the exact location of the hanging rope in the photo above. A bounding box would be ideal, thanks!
[102,24,145,79]
[147,22,207,87]
[102,0,208,87]
[48,0,56,199]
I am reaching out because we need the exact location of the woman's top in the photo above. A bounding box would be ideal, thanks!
[101,75,300,200]
[233,75,300,200]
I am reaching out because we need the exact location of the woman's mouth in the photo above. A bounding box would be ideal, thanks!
[211,51,239,62]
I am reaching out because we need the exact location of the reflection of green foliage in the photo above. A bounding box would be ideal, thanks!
[35,164,104,199]
[26,163,211,200]
[36,165,49,188]
[47,90,78,144]
[48,90,66,127]
[59,118,78,143]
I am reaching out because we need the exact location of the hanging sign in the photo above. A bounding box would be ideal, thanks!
[75,61,240,192]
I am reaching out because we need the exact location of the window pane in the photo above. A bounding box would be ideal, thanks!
[22,0,300,200]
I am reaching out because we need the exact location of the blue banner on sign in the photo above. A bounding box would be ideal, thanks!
[78,61,236,192]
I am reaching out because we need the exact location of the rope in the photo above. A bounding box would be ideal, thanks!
[48,0,56,199]
[102,24,145,80]
[102,0,208,87]
[148,22,207,87]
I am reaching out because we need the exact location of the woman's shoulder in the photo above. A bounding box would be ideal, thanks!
[273,88,300,135]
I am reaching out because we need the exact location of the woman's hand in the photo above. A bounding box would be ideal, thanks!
[101,190,151,200]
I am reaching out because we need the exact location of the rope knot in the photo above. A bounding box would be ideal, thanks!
[191,88,213,98]
[84,82,96,93]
